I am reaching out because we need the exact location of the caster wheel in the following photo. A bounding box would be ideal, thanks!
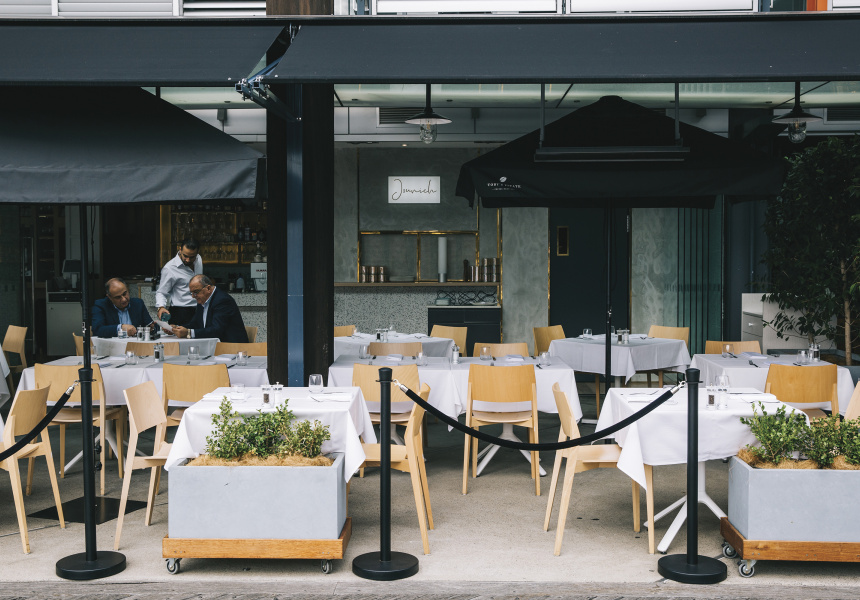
[321,559,332,574]
[738,562,755,578]
[166,558,181,574]
[722,542,738,559]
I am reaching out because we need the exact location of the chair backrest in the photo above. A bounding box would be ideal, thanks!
[72,333,84,357]
[405,396,427,449]
[214,342,268,356]
[845,381,860,422]
[35,363,105,404]
[7,387,50,437]
[430,325,467,355]
[162,363,230,406]
[245,326,258,343]
[3,325,28,368]
[352,363,419,404]
[334,325,356,337]
[764,363,838,408]
[648,325,690,349]
[704,340,762,354]
[534,325,565,356]
[551,382,580,440]
[468,363,536,405]
[123,381,167,436]
[472,342,530,359]
[367,342,422,357]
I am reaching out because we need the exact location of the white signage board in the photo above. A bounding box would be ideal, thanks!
[388,176,441,204]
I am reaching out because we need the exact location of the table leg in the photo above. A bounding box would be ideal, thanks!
[475,423,546,477]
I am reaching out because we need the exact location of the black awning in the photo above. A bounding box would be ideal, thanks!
[0,87,265,204]
[264,13,860,84]
[0,20,286,86]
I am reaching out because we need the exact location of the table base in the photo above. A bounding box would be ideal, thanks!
[475,423,546,477]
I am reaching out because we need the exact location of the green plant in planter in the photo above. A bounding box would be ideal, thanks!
[740,403,807,465]
[838,418,860,466]
[800,414,842,468]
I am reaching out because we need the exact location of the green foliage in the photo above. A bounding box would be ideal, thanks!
[740,403,807,465]
[204,397,331,461]
[838,418,860,465]
[799,414,842,468]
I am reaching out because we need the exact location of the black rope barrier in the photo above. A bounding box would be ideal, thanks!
[0,384,76,462]
[394,380,684,451]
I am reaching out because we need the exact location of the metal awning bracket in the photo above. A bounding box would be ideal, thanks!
[235,56,299,123]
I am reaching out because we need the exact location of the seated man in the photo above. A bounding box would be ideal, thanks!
[92,278,153,338]
[172,274,248,344]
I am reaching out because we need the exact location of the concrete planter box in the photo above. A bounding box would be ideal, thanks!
[728,456,860,542]
[168,453,346,540]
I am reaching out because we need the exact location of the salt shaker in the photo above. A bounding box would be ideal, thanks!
[154,343,162,362]
[452,344,460,364]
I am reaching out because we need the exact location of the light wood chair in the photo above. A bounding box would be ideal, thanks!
[430,325,467,356]
[463,363,540,496]
[360,399,433,554]
[162,363,230,428]
[1,387,66,553]
[471,342,530,359]
[36,363,124,495]
[844,381,860,421]
[645,325,690,387]
[533,325,565,356]
[125,341,179,356]
[367,342,422,357]
[3,325,28,395]
[114,381,172,550]
[214,342,268,356]
[765,363,838,419]
[244,326,258,343]
[544,383,655,555]
[72,333,91,357]
[334,325,356,337]
[353,363,423,431]
[704,340,762,355]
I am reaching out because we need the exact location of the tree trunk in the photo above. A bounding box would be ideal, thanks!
[842,259,852,366]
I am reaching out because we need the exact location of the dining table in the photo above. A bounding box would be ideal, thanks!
[333,332,453,361]
[92,335,220,358]
[595,385,804,553]
[164,386,376,481]
[690,353,856,414]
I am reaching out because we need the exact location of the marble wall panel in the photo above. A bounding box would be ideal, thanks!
[631,208,680,334]
[334,148,359,282]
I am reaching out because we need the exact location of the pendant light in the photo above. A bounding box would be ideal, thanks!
[772,82,821,144]
[405,84,451,144]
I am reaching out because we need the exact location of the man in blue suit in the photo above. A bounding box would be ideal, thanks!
[92,278,154,338]
[172,274,248,344]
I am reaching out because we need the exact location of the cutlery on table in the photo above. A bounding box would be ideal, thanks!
[96,355,108,360]
[114,363,127,368]
[227,363,236,368]
[201,355,212,360]
[749,360,760,367]
[535,364,543,369]
[728,353,738,358]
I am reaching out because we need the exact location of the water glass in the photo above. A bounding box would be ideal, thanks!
[416,351,426,366]
[236,351,248,366]
[118,328,127,339]
[583,328,592,337]
[722,343,735,358]
[125,350,137,365]
[231,382,245,400]
[717,373,731,393]
[797,350,808,365]
[480,346,491,361]
[188,346,200,361]
[539,351,551,366]
[359,344,370,360]
[308,374,324,394]
[621,329,630,345]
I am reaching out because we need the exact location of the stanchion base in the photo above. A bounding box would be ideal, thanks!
[657,554,726,584]
[56,551,126,580]
[352,551,418,581]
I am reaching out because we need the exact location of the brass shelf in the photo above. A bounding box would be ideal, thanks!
[334,282,499,288]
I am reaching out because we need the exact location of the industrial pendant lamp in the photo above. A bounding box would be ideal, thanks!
[772,81,822,144]
[405,84,451,144]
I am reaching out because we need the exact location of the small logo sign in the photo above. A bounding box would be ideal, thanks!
[486,176,522,192]
[388,176,441,204]
[500,176,507,183]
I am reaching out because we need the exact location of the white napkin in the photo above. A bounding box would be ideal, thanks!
[741,352,769,360]
[735,393,779,403]
[309,392,353,402]
[214,354,236,362]
[384,354,403,362]
[105,356,126,361]
[630,334,649,340]
[504,354,525,362]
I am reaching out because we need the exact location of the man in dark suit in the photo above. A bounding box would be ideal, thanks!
[92,278,154,338]
[172,274,248,343]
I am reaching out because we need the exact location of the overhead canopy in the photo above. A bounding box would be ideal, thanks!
[455,95,785,209]
[0,87,266,204]
[265,13,860,84]
[0,20,285,86]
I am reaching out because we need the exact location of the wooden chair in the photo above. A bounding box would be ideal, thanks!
[704,340,762,355]
[126,341,179,356]
[367,342,422,357]
[244,326,258,343]
[36,363,124,495]
[1,387,65,553]
[360,400,433,554]
[430,325,467,356]
[3,325,28,394]
[162,363,230,428]
[353,363,424,432]
[72,332,92,357]
[765,363,838,419]
[214,342,268,356]
[334,325,356,337]
[114,381,172,550]
[472,342,530,359]
[463,363,540,496]
[645,325,690,387]
[533,325,565,356]
[844,381,860,421]
[544,383,655,555]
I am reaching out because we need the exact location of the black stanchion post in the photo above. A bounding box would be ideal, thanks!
[353,367,418,580]
[657,367,726,584]
[56,205,126,580]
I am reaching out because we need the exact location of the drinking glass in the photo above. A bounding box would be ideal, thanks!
[717,374,731,393]
[583,328,592,337]
[118,328,127,339]
[722,344,735,358]
[359,344,370,360]
[188,346,200,361]
[480,346,491,361]
[232,382,245,400]
[416,351,426,366]
[125,350,137,366]
[539,351,551,366]
[308,374,324,394]
[236,351,248,366]
[621,329,630,345]
[797,350,808,365]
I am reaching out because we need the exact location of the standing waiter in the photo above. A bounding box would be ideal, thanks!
[155,239,203,327]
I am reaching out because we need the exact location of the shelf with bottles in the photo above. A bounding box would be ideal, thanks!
[161,202,267,266]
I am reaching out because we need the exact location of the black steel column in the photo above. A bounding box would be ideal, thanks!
[604,206,612,395]
[657,368,726,584]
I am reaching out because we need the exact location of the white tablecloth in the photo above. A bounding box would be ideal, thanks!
[19,355,269,407]
[333,332,453,361]
[549,335,691,383]
[595,387,802,490]
[690,353,856,415]
[327,355,582,421]
[164,386,376,481]
[92,336,219,357]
